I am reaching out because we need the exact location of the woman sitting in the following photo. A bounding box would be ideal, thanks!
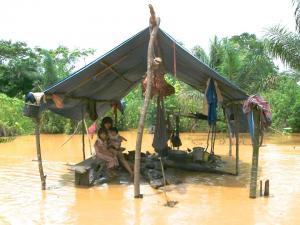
[97,117,133,178]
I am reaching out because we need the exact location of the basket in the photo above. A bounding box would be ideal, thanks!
[23,103,40,118]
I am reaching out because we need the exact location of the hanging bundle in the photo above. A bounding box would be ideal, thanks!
[152,96,169,156]
[142,69,175,98]
[170,114,182,149]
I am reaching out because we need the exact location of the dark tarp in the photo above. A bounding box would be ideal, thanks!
[41,28,248,124]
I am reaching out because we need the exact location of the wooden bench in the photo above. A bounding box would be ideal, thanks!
[74,157,105,186]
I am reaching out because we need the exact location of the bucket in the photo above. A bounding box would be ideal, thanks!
[203,151,210,161]
[23,103,40,118]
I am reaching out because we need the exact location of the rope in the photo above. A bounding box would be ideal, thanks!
[58,121,82,150]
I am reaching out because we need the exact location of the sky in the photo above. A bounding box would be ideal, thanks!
[0,0,296,67]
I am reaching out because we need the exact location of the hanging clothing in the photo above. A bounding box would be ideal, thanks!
[52,94,63,108]
[88,122,97,138]
[243,95,272,129]
[152,97,168,156]
[205,79,218,126]
[25,92,46,105]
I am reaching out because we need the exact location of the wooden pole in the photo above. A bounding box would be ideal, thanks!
[114,107,118,127]
[259,180,263,196]
[264,180,269,197]
[249,107,261,198]
[234,105,240,175]
[134,4,160,198]
[81,108,86,160]
[223,107,232,156]
[35,117,46,190]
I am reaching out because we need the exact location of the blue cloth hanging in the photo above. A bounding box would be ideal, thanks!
[205,79,218,126]
[247,111,255,144]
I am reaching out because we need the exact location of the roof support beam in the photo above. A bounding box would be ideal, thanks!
[100,61,133,84]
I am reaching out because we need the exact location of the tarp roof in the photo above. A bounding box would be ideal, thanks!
[43,28,248,120]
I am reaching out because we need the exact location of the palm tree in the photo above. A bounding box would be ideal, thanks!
[294,0,300,32]
[265,0,300,71]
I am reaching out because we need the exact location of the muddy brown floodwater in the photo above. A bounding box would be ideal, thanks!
[0,132,299,225]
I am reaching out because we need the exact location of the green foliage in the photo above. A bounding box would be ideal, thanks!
[0,40,41,97]
[263,75,300,131]
[0,93,34,135]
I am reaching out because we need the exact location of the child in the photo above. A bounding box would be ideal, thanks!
[107,127,133,178]
[94,128,119,174]
[108,127,127,151]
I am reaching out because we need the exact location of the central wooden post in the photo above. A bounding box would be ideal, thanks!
[134,4,160,198]
[35,117,46,190]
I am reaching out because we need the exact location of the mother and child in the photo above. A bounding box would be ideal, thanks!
[93,117,133,178]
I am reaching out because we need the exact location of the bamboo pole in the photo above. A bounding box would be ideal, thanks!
[249,107,261,198]
[234,105,240,175]
[134,4,160,198]
[35,117,46,190]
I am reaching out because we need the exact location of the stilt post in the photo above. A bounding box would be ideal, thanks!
[35,117,46,190]
[134,4,160,198]
[223,107,232,156]
[82,108,86,160]
[264,180,269,197]
[234,105,240,175]
[249,107,261,198]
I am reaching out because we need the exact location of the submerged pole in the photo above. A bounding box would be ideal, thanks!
[234,105,240,175]
[249,107,261,198]
[134,4,160,198]
[223,107,232,156]
[81,108,86,160]
[35,117,46,190]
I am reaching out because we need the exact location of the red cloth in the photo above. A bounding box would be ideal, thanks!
[243,95,272,128]
[52,94,64,109]
[88,122,97,138]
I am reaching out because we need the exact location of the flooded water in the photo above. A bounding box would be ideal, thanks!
[0,132,299,225]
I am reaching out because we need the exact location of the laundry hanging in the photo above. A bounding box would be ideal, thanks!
[205,79,218,126]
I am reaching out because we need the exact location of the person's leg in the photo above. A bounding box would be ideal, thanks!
[116,152,133,177]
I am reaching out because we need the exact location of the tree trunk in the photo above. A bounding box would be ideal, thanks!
[35,117,46,190]
[134,4,160,198]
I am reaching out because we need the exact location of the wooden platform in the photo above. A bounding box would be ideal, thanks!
[74,157,105,186]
